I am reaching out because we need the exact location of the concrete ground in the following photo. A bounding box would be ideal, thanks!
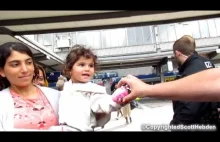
[95,98,174,131]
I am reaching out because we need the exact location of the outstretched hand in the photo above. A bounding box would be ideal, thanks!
[116,74,149,103]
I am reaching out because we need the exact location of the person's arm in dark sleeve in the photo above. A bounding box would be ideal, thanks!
[173,102,204,124]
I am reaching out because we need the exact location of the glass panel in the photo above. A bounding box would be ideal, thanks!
[143,26,154,44]
[166,24,176,42]
[127,27,136,46]
[158,24,168,43]
[37,34,44,45]
[102,30,111,48]
[199,20,210,38]
[34,35,38,41]
[85,34,94,48]
[214,18,220,36]
[76,31,100,49]
[189,21,201,39]
[109,28,126,47]
[76,32,87,45]
[174,23,183,39]
[135,27,143,45]
[207,19,217,37]
[92,31,101,49]
[71,32,77,45]
[43,34,53,46]
[182,22,193,37]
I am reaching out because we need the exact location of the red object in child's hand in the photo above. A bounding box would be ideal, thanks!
[112,86,130,103]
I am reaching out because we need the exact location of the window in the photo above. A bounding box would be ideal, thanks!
[214,18,220,36]
[182,22,193,37]
[37,34,44,45]
[166,24,176,42]
[189,21,201,39]
[76,31,101,49]
[199,20,210,38]
[110,28,126,47]
[158,25,168,43]
[76,32,86,45]
[174,23,183,39]
[142,26,154,44]
[92,31,101,49]
[102,29,126,48]
[43,34,53,46]
[207,19,217,37]
[71,32,77,45]
[134,27,143,45]
[102,30,112,48]
[127,27,136,46]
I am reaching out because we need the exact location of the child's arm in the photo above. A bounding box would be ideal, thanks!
[90,86,128,114]
[90,86,129,127]
[90,93,121,114]
[90,93,121,127]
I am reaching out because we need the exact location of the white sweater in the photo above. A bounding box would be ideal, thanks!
[58,80,121,131]
[0,86,60,131]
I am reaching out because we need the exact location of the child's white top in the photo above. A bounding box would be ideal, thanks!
[58,80,121,131]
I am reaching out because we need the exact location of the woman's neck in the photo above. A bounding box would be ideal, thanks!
[10,84,38,99]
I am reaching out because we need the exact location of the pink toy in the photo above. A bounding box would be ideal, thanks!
[112,86,130,103]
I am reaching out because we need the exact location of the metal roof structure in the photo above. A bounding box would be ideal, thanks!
[1,11,220,71]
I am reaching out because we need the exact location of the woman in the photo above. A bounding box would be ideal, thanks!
[0,42,60,131]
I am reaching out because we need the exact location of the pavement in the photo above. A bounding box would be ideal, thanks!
[95,98,174,131]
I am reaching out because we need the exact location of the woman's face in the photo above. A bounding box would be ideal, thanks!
[34,69,46,86]
[0,50,35,87]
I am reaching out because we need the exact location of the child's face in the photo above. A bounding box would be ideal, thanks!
[70,57,95,83]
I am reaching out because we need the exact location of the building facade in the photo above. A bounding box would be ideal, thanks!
[33,17,220,76]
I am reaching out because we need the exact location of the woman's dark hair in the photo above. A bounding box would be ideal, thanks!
[64,44,98,77]
[0,42,38,91]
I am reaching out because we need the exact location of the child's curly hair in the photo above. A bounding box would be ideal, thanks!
[64,44,98,77]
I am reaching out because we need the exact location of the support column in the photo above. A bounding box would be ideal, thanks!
[159,65,164,83]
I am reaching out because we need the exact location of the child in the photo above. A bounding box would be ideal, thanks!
[52,45,124,131]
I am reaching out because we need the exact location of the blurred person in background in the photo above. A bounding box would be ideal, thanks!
[56,75,67,91]
[170,35,218,128]
[33,65,48,87]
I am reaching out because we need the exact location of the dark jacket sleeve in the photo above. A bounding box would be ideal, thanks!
[172,102,207,124]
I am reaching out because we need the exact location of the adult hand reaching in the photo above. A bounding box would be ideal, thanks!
[116,74,151,103]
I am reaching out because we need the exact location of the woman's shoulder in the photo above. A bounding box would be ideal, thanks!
[0,88,11,98]
[0,88,13,109]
